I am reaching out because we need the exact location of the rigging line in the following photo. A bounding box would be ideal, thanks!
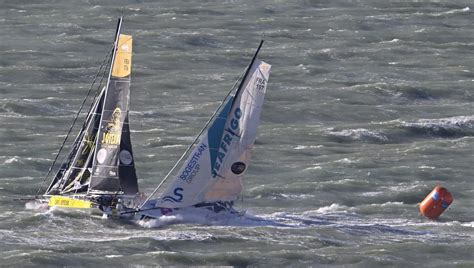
[83,44,115,124]
[36,42,116,197]
[137,65,248,210]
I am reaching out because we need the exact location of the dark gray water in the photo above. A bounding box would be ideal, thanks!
[1,0,473,266]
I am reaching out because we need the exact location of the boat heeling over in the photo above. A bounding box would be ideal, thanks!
[128,42,271,220]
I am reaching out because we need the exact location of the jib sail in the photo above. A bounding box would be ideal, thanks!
[45,87,105,195]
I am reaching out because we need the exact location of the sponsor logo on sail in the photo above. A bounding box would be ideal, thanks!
[231,162,246,175]
[101,107,122,146]
[119,150,133,165]
[97,148,107,164]
[212,107,242,178]
[162,187,184,203]
[179,143,207,183]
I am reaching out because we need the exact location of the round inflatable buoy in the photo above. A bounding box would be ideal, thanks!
[419,186,453,220]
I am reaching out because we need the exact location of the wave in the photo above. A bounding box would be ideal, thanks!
[24,200,49,211]
[1,156,51,166]
[0,99,72,117]
[310,203,350,214]
[380,38,400,44]
[134,204,423,238]
[326,128,389,143]
[136,207,289,228]
[401,115,474,137]
[429,7,470,17]
[294,145,323,150]
[130,128,164,133]
[461,221,474,228]
[20,203,464,247]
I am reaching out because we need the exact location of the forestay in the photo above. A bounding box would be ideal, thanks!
[156,59,271,208]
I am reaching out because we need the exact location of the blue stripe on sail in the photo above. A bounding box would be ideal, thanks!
[208,97,233,171]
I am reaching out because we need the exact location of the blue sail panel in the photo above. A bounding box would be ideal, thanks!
[207,96,233,174]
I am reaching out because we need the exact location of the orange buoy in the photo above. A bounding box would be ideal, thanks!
[419,186,453,220]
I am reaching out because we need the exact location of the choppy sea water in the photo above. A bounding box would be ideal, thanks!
[1,0,473,266]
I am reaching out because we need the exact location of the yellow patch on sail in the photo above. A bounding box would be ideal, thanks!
[112,34,133,78]
[101,132,121,145]
[48,196,93,209]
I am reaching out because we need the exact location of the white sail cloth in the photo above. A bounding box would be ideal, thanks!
[156,60,271,208]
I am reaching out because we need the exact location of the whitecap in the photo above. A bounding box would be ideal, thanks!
[335,158,358,164]
[105,255,123,258]
[25,200,49,211]
[380,201,404,206]
[327,128,388,142]
[313,203,349,214]
[136,207,287,228]
[130,128,164,133]
[460,222,474,228]
[137,214,184,228]
[430,7,470,17]
[279,194,315,200]
[304,165,322,170]
[294,145,323,150]
[162,144,185,148]
[418,165,436,169]
[360,191,384,197]
[4,157,20,164]
[402,115,474,136]
[381,39,400,44]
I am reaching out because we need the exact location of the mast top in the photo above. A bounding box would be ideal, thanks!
[230,39,264,107]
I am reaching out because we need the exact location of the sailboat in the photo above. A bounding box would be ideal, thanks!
[35,17,140,212]
[110,40,272,220]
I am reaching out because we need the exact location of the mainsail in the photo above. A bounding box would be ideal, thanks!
[44,18,138,197]
[89,33,138,195]
[154,54,271,208]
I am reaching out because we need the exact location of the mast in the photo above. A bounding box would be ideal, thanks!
[87,17,123,194]
[88,17,138,195]
[230,39,264,107]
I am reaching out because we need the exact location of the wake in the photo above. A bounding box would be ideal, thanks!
[135,206,427,237]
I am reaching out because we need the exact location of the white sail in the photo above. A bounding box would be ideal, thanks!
[156,60,271,208]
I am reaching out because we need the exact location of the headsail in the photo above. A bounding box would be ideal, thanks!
[45,87,105,195]
[155,55,271,208]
